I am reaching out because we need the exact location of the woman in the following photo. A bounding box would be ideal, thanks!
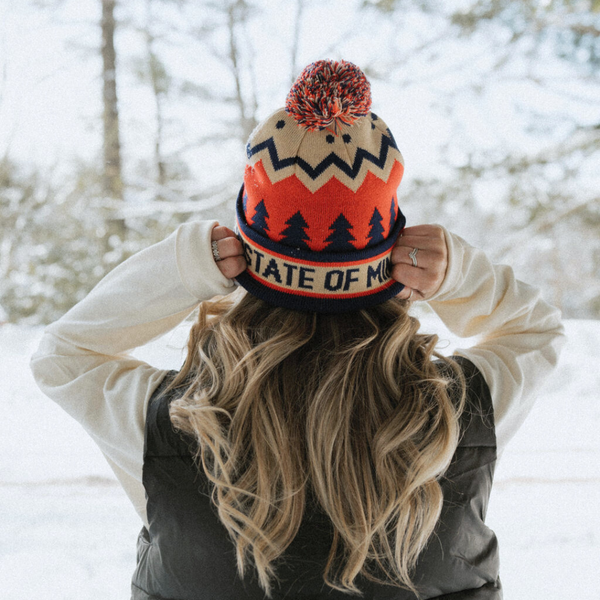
[32,61,565,599]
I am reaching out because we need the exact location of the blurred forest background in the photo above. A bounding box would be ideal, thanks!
[0,0,599,324]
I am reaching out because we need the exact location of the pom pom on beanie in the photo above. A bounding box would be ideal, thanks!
[285,60,372,131]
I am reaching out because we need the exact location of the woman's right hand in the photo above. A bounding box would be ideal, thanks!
[211,225,247,279]
[391,225,448,302]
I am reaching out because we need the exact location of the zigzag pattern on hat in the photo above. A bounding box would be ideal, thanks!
[247,128,399,181]
[245,111,404,193]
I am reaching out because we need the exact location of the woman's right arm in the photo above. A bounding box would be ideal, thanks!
[392,226,566,454]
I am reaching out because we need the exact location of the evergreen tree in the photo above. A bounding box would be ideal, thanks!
[389,197,396,233]
[252,199,270,234]
[325,213,356,251]
[280,211,311,249]
[368,207,384,245]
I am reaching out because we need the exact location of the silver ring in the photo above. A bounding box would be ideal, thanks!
[211,240,222,262]
[409,247,419,267]
[407,289,413,301]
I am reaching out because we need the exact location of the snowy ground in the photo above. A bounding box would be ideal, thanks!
[1,317,599,599]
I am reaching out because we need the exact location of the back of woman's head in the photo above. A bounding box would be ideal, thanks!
[169,289,465,597]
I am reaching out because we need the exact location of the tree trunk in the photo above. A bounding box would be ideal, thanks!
[101,0,125,242]
[145,0,167,192]
[227,1,258,143]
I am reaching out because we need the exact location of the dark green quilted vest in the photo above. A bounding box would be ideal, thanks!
[131,357,502,599]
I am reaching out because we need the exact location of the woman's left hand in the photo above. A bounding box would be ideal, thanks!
[391,225,448,302]
[211,225,247,279]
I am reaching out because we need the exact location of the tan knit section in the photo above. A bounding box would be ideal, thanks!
[246,109,404,193]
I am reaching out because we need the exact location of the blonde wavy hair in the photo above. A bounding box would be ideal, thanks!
[169,288,466,597]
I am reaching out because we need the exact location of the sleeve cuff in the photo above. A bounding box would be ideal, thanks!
[427,226,468,302]
[175,220,236,300]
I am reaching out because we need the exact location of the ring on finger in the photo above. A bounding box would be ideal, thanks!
[407,289,413,301]
[211,240,222,262]
[409,247,419,267]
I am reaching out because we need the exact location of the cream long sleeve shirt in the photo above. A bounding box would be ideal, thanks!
[30,220,566,527]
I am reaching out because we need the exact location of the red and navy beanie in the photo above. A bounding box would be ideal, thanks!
[235,59,406,313]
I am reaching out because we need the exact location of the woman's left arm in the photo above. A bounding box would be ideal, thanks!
[30,221,242,522]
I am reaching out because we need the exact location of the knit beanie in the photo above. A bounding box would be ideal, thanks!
[235,59,406,312]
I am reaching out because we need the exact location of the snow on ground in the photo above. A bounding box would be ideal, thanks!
[1,317,599,599]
